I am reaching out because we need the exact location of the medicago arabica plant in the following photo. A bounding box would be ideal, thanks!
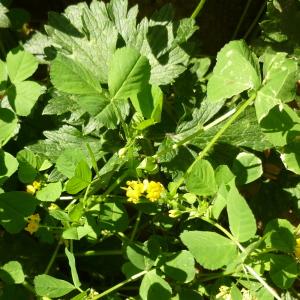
[0,0,300,299]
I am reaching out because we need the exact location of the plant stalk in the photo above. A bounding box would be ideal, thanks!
[44,238,62,274]
[243,1,267,39]
[191,0,208,19]
[170,93,256,196]
[57,250,123,258]
[91,270,147,300]
[232,0,253,39]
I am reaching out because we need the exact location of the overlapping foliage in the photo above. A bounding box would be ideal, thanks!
[0,0,300,299]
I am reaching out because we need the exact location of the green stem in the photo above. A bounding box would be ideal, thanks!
[22,280,35,294]
[232,0,253,39]
[191,0,208,19]
[243,1,267,39]
[44,238,62,274]
[57,250,123,258]
[170,93,256,196]
[130,210,142,241]
[91,270,147,300]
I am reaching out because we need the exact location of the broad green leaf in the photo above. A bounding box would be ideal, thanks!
[185,159,217,196]
[62,224,93,240]
[211,183,228,220]
[259,104,300,147]
[0,192,38,233]
[108,47,151,100]
[99,201,129,232]
[0,108,18,147]
[232,152,263,185]
[226,181,256,242]
[50,54,102,95]
[36,182,62,202]
[56,148,87,178]
[16,149,37,184]
[215,165,235,187]
[43,95,80,116]
[7,81,44,116]
[180,231,237,270]
[269,254,298,289]
[255,52,298,122]
[0,261,24,284]
[139,269,172,300]
[6,49,38,83]
[131,84,163,123]
[160,250,195,283]
[65,248,81,289]
[66,160,92,194]
[34,274,75,298]
[126,237,161,271]
[0,59,7,84]
[207,40,261,102]
[29,125,104,162]
[230,285,243,300]
[263,219,295,253]
[191,107,272,152]
[281,141,300,175]
[68,202,84,222]
[0,151,18,186]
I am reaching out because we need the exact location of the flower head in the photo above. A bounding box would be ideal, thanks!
[145,181,164,202]
[26,180,41,195]
[24,213,40,234]
[123,180,145,203]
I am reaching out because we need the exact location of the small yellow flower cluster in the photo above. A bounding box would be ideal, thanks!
[123,180,164,203]
[26,181,41,195]
[24,213,40,234]
[295,238,300,258]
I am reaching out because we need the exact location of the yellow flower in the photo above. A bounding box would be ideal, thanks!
[26,185,35,194]
[26,181,41,194]
[145,181,164,202]
[123,181,145,203]
[24,213,40,234]
[32,181,41,190]
[295,238,300,258]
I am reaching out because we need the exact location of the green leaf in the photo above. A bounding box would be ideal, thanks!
[0,59,7,84]
[108,47,151,100]
[160,250,195,283]
[0,3,10,28]
[6,49,38,83]
[232,152,263,185]
[185,159,217,196]
[65,248,81,289]
[207,40,261,102]
[34,274,75,298]
[226,181,256,242]
[0,192,38,233]
[50,54,102,95]
[0,150,18,186]
[56,148,87,178]
[269,254,298,289]
[0,108,18,147]
[99,202,129,232]
[191,107,272,152]
[131,84,163,124]
[180,231,237,270]
[66,160,92,194]
[281,141,300,175]
[62,224,93,240]
[263,219,295,253]
[255,52,298,122]
[36,182,62,202]
[259,104,300,147]
[7,81,44,116]
[16,149,37,184]
[0,261,24,284]
[139,269,172,300]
